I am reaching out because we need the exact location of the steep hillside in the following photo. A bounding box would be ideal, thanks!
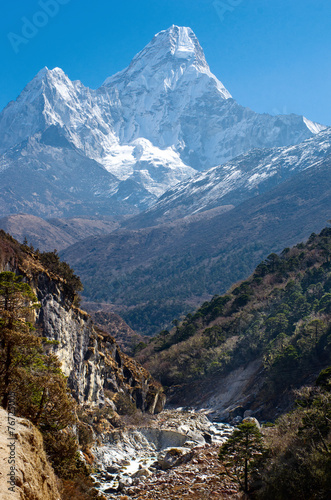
[0,408,61,500]
[87,307,146,356]
[0,214,119,251]
[62,158,331,334]
[0,126,155,218]
[136,228,331,422]
[0,230,165,414]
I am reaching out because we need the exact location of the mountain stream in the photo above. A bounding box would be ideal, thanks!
[91,409,233,498]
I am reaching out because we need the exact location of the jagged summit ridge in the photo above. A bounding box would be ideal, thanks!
[104,26,209,79]
[153,25,203,60]
[164,25,203,59]
[9,66,72,109]
[103,25,231,100]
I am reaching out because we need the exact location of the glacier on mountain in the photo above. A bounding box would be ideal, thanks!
[130,127,331,225]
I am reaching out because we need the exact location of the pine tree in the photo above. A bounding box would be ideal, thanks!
[14,352,76,431]
[0,271,82,481]
[0,272,40,409]
[219,420,264,495]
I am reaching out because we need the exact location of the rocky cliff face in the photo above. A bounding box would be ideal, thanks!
[0,231,165,415]
[0,408,61,500]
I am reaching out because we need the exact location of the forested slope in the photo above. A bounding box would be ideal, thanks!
[62,159,331,335]
[136,228,331,420]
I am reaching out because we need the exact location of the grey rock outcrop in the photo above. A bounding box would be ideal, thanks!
[0,231,165,414]
[36,273,165,412]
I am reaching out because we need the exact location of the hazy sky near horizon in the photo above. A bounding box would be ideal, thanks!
[1,0,330,125]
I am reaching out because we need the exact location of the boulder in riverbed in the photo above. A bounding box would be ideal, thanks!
[157,447,194,470]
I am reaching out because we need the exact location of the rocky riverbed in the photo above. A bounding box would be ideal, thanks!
[123,444,241,500]
[91,409,235,499]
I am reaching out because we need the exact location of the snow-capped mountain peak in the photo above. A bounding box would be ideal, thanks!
[35,66,66,80]
[144,25,208,66]
[0,66,97,155]
[103,25,231,99]
[0,25,326,214]
[20,66,70,100]
[165,25,200,59]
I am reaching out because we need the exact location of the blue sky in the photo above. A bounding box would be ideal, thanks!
[1,0,330,125]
